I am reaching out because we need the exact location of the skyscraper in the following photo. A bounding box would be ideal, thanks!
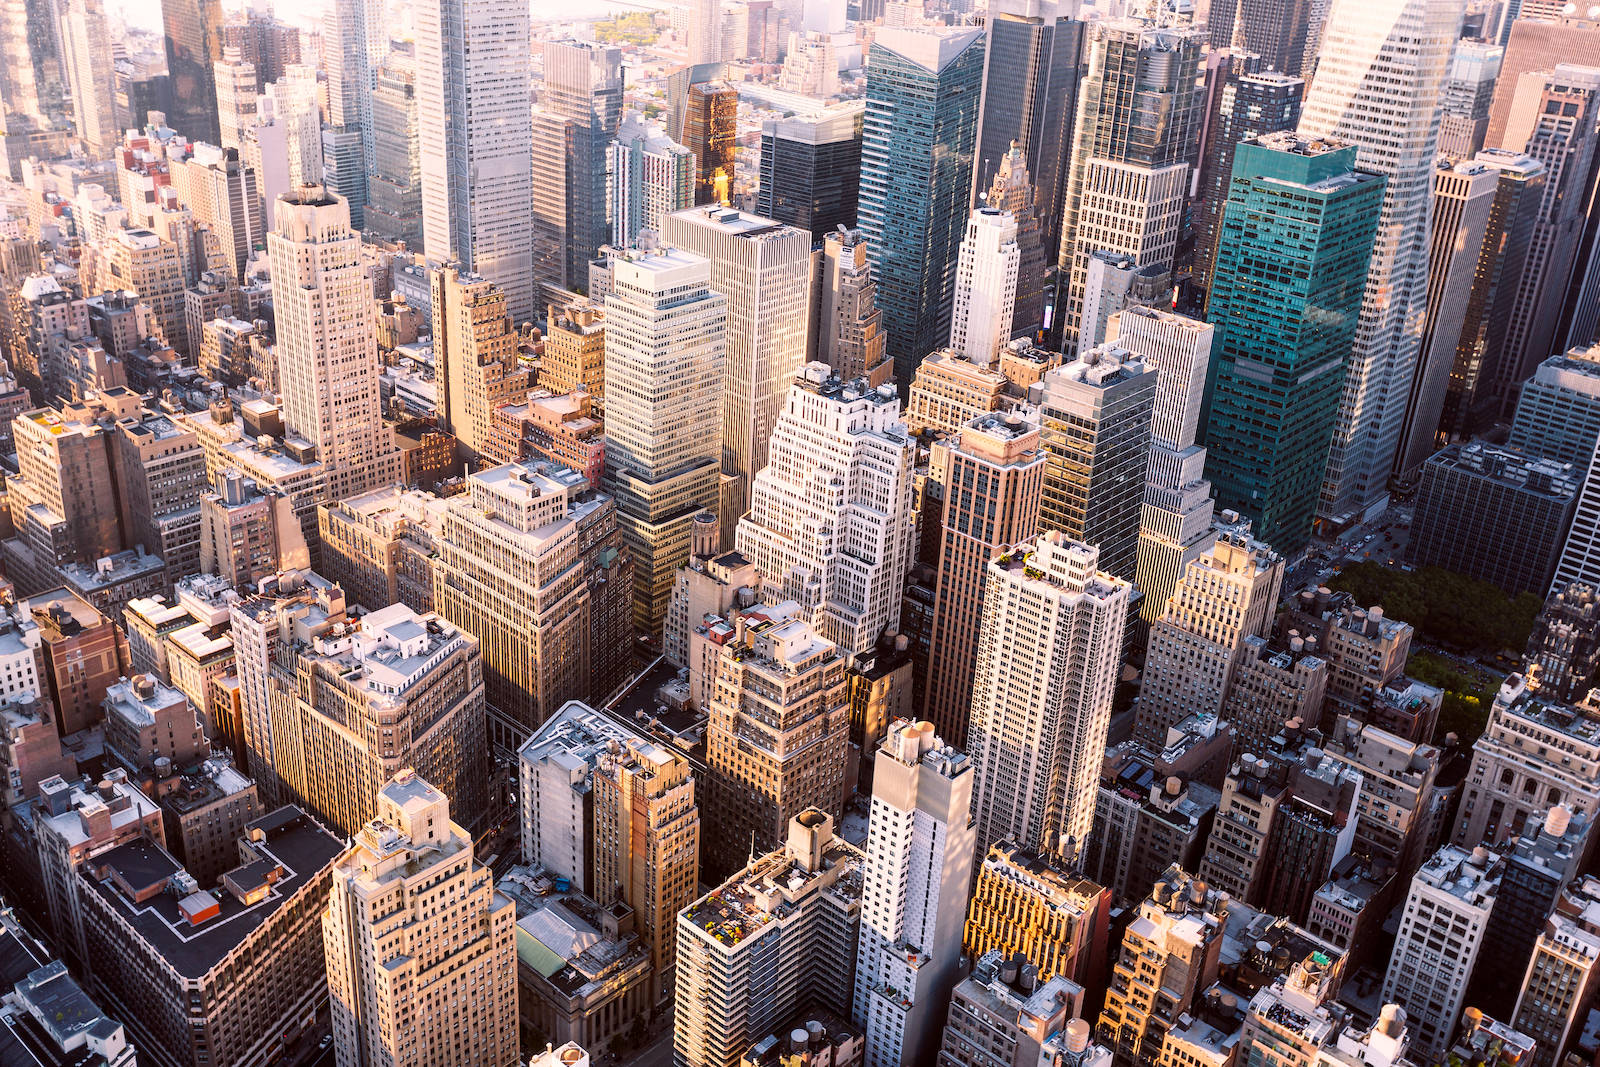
[1205,0,1314,76]
[1203,134,1385,553]
[432,265,530,465]
[1295,0,1461,525]
[60,0,116,158]
[267,186,401,499]
[322,0,380,231]
[921,412,1046,747]
[854,720,977,1067]
[984,145,1047,339]
[1037,345,1157,583]
[971,0,1084,262]
[608,112,693,248]
[859,25,987,387]
[683,78,737,206]
[161,0,224,144]
[601,248,726,633]
[1438,41,1504,161]
[415,0,534,320]
[950,208,1021,367]
[967,533,1129,863]
[1054,15,1205,352]
[366,47,423,247]
[324,772,520,1067]
[661,207,812,537]
[756,105,863,239]
[736,363,916,655]
[542,40,624,285]
[815,227,890,388]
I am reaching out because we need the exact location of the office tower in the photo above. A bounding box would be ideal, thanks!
[1382,846,1501,1061]
[1321,712,1443,873]
[1295,0,1460,524]
[322,0,378,231]
[24,589,126,737]
[1037,346,1156,583]
[534,298,605,401]
[972,0,1083,262]
[602,248,725,633]
[518,702,701,1007]
[689,0,721,64]
[940,950,1102,1067]
[1111,306,1216,625]
[1440,42,1505,160]
[315,486,444,613]
[950,209,1021,367]
[736,364,915,655]
[75,804,340,1066]
[415,0,534,321]
[1055,16,1204,352]
[110,406,207,580]
[661,208,811,535]
[543,41,623,286]
[213,47,257,153]
[674,811,862,1067]
[160,0,223,144]
[177,144,262,286]
[701,607,850,880]
[815,228,890,388]
[1509,346,1600,467]
[859,26,986,386]
[431,266,529,465]
[757,106,863,239]
[854,720,976,1067]
[433,463,625,747]
[963,841,1111,988]
[1492,67,1600,410]
[1096,866,1227,1065]
[60,0,116,158]
[1204,134,1385,554]
[1526,583,1600,702]
[608,113,693,248]
[325,773,519,1067]
[366,47,423,247]
[1192,70,1304,303]
[1512,874,1600,1067]
[268,187,400,499]
[921,412,1046,747]
[981,146,1047,340]
[100,229,190,362]
[680,79,737,207]
[1205,0,1313,75]
[1453,674,1600,849]
[1135,518,1284,748]
[967,533,1129,863]
[4,406,121,594]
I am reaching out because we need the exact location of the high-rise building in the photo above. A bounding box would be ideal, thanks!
[1110,306,1217,625]
[736,363,915,655]
[1295,0,1461,524]
[60,0,116,158]
[1237,954,1415,1067]
[757,106,863,239]
[160,0,224,144]
[967,533,1129,863]
[971,0,1083,267]
[683,79,737,207]
[366,46,423,248]
[1205,0,1313,75]
[983,145,1047,340]
[608,113,693,249]
[1135,517,1284,748]
[854,720,976,1067]
[1512,873,1600,1067]
[939,949,1104,1067]
[322,0,379,231]
[601,248,726,633]
[701,607,850,880]
[1037,345,1156,583]
[1054,16,1204,353]
[1480,806,1591,1017]
[920,412,1045,747]
[542,41,624,287]
[324,772,519,1067]
[111,405,207,580]
[1203,133,1385,553]
[674,811,863,1067]
[1525,583,1600,702]
[1219,635,1329,760]
[815,227,890,388]
[432,266,530,465]
[1382,846,1501,1061]
[267,186,401,500]
[661,207,811,536]
[542,297,607,401]
[4,406,123,593]
[415,0,535,320]
[963,840,1111,989]
[950,208,1021,367]
[859,26,986,387]
[1438,42,1504,161]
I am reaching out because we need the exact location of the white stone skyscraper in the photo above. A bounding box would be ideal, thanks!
[415,0,535,321]
[854,719,976,1067]
[736,362,917,655]
[266,186,400,499]
[60,0,116,158]
[323,0,381,229]
[949,207,1021,367]
[608,112,694,248]
[662,206,814,542]
[1297,0,1462,524]
[967,532,1130,864]
[1109,305,1218,624]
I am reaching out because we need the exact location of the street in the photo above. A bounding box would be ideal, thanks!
[617,1026,674,1067]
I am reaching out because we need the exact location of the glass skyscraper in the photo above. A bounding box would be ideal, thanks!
[1203,133,1385,554]
[859,25,986,389]
[757,105,863,239]
[160,0,224,145]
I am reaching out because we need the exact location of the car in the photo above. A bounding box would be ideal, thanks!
[319,1036,334,1050]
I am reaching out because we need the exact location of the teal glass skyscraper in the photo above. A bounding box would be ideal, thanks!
[1202,133,1385,554]
[859,25,986,388]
